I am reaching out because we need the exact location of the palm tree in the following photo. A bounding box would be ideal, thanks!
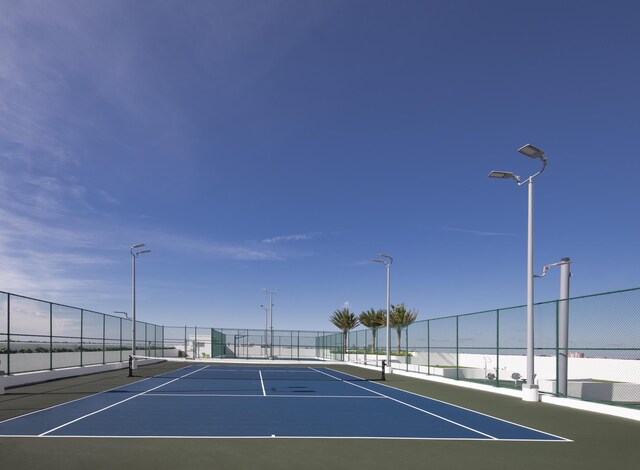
[389,303,418,354]
[358,308,386,352]
[330,308,359,354]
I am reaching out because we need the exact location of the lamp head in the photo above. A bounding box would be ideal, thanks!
[489,170,521,183]
[518,144,545,160]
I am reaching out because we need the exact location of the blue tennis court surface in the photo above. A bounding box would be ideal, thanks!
[0,365,570,441]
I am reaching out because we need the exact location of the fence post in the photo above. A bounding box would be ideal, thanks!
[456,316,459,381]
[49,303,53,370]
[405,325,409,372]
[6,294,10,375]
[558,258,571,396]
[427,320,430,376]
[80,309,84,367]
[364,329,368,364]
[102,314,106,365]
[496,309,500,387]
[120,317,123,363]
[556,300,560,396]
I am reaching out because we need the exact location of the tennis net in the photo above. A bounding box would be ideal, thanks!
[128,355,381,382]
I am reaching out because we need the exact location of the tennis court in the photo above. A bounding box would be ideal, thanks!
[0,361,567,441]
[4,362,640,470]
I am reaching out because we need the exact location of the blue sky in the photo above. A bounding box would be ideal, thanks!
[0,0,638,332]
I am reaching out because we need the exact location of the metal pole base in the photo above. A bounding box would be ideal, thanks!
[522,384,540,402]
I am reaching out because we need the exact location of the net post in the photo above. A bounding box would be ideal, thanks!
[128,355,133,377]
[381,360,386,381]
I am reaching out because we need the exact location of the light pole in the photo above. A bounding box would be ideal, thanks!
[489,144,547,402]
[260,304,269,358]
[130,244,151,369]
[263,289,278,359]
[534,258,572,396]
[373,253,393,373]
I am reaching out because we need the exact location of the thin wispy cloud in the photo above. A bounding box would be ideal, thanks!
[441,227,518,237]
[261,232,320,244]
[154,233,283,261]
[0,161,285,304]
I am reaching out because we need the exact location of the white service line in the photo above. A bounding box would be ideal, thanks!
[329,367,572,442]
[38,366,209,437]
[309,367,497,440]
[142,393,384,398]
[259,370,267,396]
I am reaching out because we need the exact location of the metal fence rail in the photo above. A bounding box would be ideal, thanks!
[0,291,164,374]
[2,287,639,408]
[320,287,640,408]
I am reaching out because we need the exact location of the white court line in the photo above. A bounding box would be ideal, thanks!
[309,367,497,440]
[141,393,384,398]
[2,434,572,441]
[259,370,266,396]
[38,366,209,437]
[328,367,572,442]
[0,363,196,427]
[203,368,320,373]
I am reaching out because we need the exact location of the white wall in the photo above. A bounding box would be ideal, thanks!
[333,351,640,384]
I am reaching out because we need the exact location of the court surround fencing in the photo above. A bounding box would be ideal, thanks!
[1,287,639,408]
[322,287,640,408]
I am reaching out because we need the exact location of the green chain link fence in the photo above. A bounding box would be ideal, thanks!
[318,288,640,409]
[2,288,639,408]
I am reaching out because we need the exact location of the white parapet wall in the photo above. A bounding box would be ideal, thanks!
[336,351,640,403]
[0,357,164,390]
[411,352,640,384]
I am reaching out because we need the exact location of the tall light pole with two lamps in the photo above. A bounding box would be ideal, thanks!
[259,304,270,358]
[373,254,393,373]
[262,288,278,360]
[489,144,547,402]
[130,243,151,369]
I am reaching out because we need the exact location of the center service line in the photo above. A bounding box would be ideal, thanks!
[38,366,210,437]
[259,370,267,396]
[309,367,497,440]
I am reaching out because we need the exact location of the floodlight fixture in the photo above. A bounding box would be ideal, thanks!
[130,243,151,370]
[487,144,550,402]
[488,171,520,182]
[114,311,129,319]
[518,144,546,160]
[372,253,393,373]
[263,289,278,359]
